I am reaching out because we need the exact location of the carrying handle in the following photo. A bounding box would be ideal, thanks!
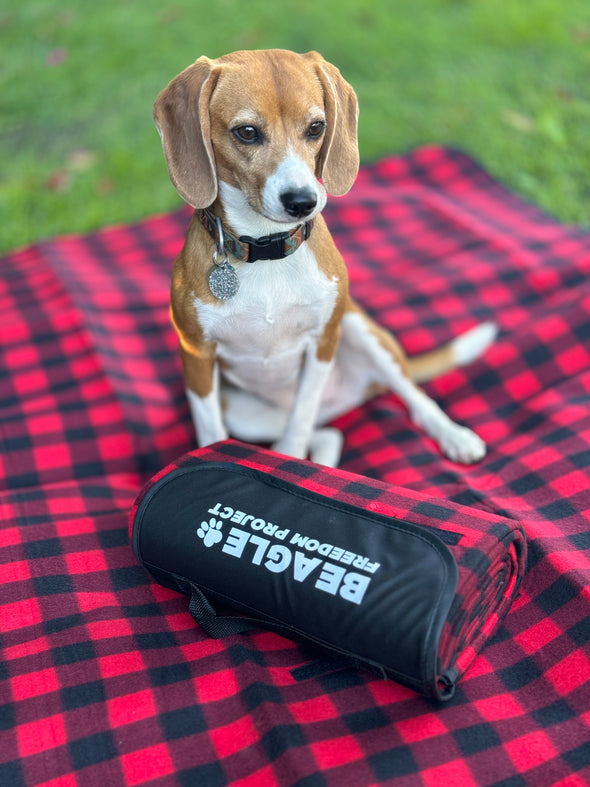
[187,583,389,683]
[188,584,261,638]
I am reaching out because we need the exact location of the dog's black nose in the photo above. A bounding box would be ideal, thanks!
[280,189,317,219]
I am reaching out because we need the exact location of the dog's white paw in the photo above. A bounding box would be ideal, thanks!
[271,437,306,460]
[272,428,343,466]
[439,424,486,464]
[309,428,343,467]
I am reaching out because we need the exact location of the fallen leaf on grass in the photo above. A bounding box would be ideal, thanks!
[67,149,97,171]
[46,170,70,192]
[46,48,68,66]
[502,108,566,146]
[501,109,535,133]
[96,177,114,196]
[572,26,590,42]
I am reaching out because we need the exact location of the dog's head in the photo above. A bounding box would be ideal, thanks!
[153,49,359,226]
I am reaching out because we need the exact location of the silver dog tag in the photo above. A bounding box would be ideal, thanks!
[208,261,240,300]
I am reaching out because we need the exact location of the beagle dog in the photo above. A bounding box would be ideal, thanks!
[154,49,496,467]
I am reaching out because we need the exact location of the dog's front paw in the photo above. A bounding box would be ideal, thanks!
[440,425,486,465]
[309,428,343,467]
[272,429,343,467]
[271,437,307,460]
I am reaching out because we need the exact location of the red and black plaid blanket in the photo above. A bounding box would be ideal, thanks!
[1,147,589,785]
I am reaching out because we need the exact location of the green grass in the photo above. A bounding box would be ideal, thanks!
[2,0,590,253]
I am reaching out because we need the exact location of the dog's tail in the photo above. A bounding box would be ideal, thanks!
[406,321,498,384]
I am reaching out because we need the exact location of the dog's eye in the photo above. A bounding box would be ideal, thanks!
[233,125,262,144]
[307,121,325,139]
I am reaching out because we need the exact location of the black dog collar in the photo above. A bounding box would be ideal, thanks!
[200,209,314,263]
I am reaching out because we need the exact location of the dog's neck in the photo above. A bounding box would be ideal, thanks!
[200,208,314,263]
[202,181,317,263]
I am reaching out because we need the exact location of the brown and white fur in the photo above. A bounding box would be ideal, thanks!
[154,49,496,467]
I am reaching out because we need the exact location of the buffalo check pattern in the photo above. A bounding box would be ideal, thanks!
[1,146,589,785]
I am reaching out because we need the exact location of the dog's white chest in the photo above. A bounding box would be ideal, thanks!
[193,246,338,393]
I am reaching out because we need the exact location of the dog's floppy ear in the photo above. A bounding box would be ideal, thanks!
[306,52,360,196]
[153,56,220,208]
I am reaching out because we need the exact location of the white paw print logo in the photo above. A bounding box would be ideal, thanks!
[197,518,223,547]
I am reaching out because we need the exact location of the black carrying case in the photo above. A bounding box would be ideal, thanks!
[131,453,460,701]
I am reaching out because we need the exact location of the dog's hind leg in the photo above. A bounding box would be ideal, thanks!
[329,310,489,464]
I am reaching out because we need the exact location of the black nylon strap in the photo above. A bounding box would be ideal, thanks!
[187,583,390,682]
[188,584,315,644]
[188,584,257,638]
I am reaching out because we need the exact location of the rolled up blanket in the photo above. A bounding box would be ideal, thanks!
[130,440,526,700]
